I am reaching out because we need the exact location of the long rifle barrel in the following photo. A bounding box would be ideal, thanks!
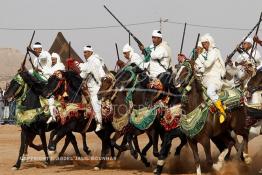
[180,22,187,54]
[22,30,35,68]
[115,43,120,60]
[227,17,262,61]
[104,5,143,46]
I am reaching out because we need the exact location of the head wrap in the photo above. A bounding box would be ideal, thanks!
[122,43,134,53]
[200,33,216,48]
[51,52,61,63]
[83,45,93,52]
[33,42,42,49]
[152,30,162,38]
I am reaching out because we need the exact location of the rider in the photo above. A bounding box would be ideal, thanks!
[195,33,227,123]
[79,45,106,132]
[117,43,147,70]
[28,42,52,80]
[45,53,66,124]
[140,30,172,78]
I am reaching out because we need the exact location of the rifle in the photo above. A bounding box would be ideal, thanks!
[192,33,200,60]
[21,30,35,68]
[115,43,120,60]
[68,41,71,58]
[250,12,262,61]
[226,16,262,62]
[104,5,143,48]
[180,22,187,54]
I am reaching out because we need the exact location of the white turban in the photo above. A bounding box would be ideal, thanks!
[83,45,93,52]
[200,33,216,48]
[33,42,42,49]
[51,52,61,63]
[122,43,134,53]
[243,37,253,44]
[152,30,162,38]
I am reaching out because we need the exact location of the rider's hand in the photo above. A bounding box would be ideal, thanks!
[116,60,125,68]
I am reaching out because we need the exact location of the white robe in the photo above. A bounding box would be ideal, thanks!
[32,50,52,80]
[195,47,226,102]
[127,52,148,70]
[79,53,105,124]
[148,41,172,78]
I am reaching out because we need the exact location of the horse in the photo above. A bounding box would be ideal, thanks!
[43,70,115,170]
[244,69,262,140]
[174,61,250,175]
[3,70,84,170]
[99,63,188,170]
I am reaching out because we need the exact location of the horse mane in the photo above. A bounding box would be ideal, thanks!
[19,71,46,96]
[63,70,82,91]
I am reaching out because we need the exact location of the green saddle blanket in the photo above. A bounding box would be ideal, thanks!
[205,87,243,109]
[130,104,163,130]
[180,104,209,138]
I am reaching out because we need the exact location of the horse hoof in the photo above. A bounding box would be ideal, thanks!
[244,157,252,164]
[11,166,19,171]
[94,167,100,171]
[153,168,157,174]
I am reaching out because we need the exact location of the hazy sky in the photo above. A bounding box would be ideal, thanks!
[0,0,261,68]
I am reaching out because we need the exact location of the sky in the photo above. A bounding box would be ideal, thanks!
[0,0,261,68]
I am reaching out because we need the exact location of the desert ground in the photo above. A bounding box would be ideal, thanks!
[0,125,261,175]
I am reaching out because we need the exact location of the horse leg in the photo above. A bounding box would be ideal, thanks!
[174,131,187,156]
[132,134,150,167]
[126,133,138,159]
[12,129,27,170]
[152,129,160,157]
[200,138,213,168]
[116,134,128,159]
[154,132,173,175]
[94,130,111,170]
[58,133,71,157]
[28,134,43,151]
[242,130,252,164]
[39,131,50,165]
[188,140,202,175]
[141,132,153,156]
[81,133,91,155]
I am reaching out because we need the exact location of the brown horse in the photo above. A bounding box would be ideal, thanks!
[99,64,187,169]
[245,69,262,140]
[174,61,250,175]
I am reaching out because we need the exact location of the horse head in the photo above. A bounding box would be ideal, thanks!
[174,61,194,89]
[3,73,25,102]
[246,69,262,97]
[43,70,82,103]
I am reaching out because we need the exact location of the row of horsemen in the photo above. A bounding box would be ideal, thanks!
[5,29,261,175]
[25,30,262,134]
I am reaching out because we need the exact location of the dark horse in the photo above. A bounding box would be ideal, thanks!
[98,64,187,170]
[174,61,251,175]
[43,70,115,170]
[4,70,59,170]
[3,70,89,170]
